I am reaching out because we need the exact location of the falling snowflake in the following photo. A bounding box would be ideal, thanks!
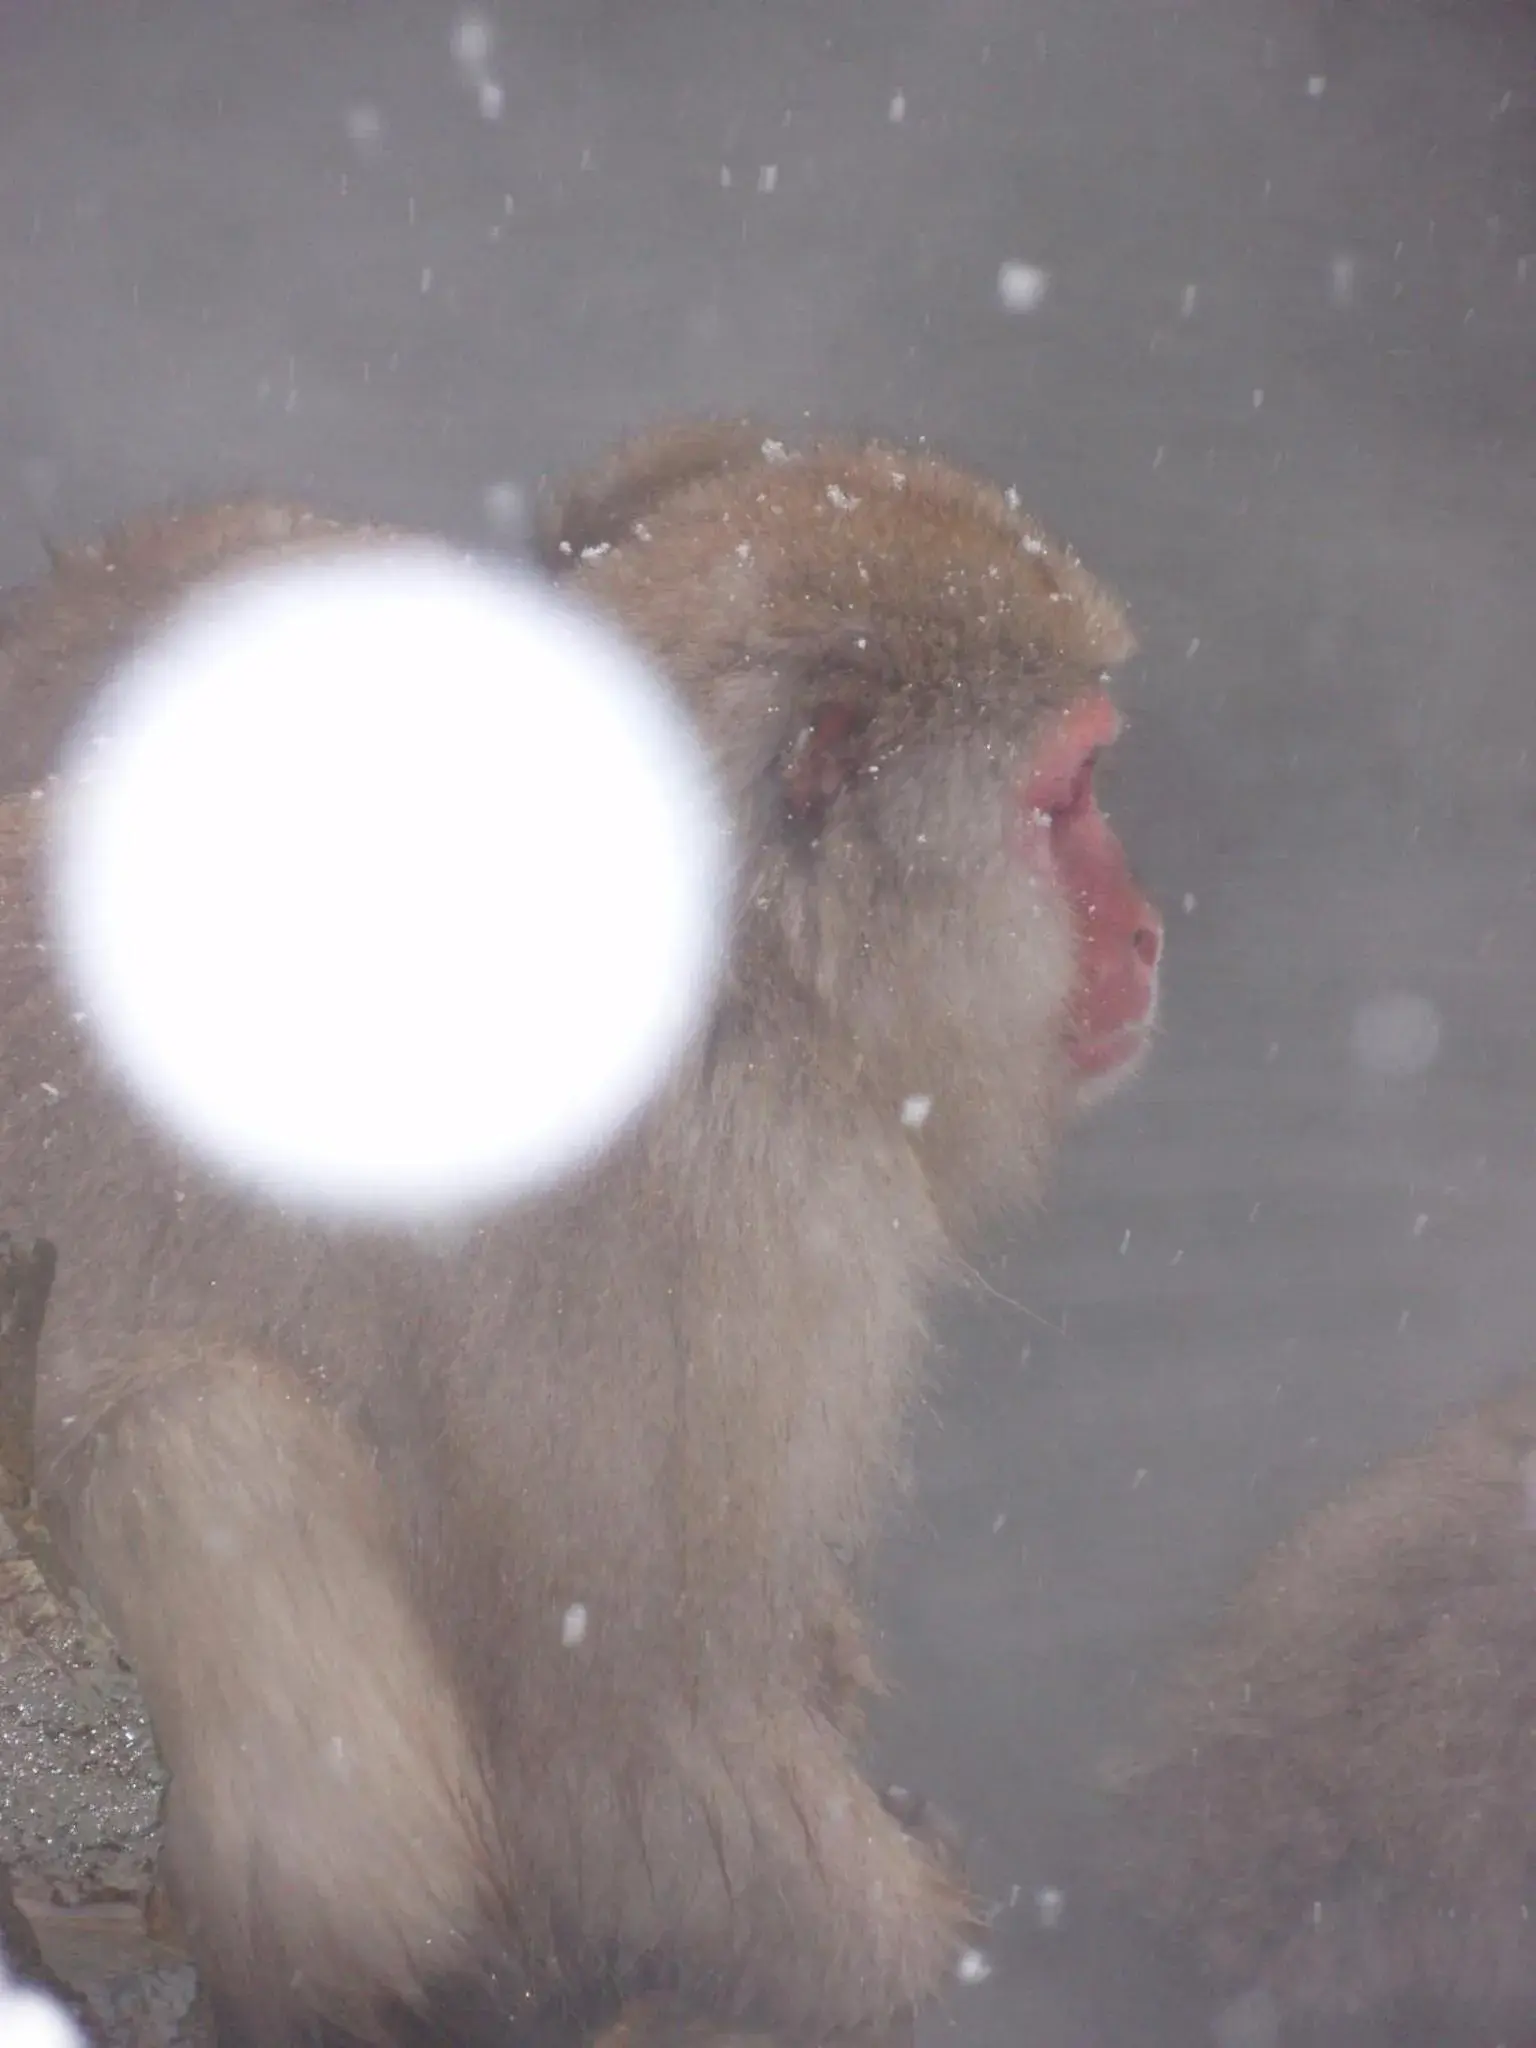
[997,262,1050,313]
[1329,252,1358,307]
[344,104,385,153]
[561,1603,589,1647]
[451,14,505,122]
[482,481,527,533]
[451,13,494,68]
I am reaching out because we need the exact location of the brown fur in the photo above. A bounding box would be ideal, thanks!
[1106,1380,1536,2035]
[0,502,391,799]
[0,424,1146,2047]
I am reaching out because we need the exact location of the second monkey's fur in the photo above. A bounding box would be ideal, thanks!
[1108,1379,1536,2037]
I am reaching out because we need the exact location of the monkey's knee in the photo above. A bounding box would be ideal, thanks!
[879,1785,968,1893]
[44,1346,498,2038]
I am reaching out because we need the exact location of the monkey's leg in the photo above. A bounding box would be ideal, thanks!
[42,1346,501,2047]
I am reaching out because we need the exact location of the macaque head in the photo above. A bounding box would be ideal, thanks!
[554,427,1163,1222]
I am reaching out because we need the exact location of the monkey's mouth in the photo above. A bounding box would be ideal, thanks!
[1066,1022,1153,1083]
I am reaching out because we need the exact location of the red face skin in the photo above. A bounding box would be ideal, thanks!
[1016,693,1163,1089]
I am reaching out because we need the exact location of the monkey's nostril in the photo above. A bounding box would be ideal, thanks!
[1132,921,1162,969]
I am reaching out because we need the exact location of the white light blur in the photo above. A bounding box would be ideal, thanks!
[50,544,728,1222]
[0,1965,85,2048]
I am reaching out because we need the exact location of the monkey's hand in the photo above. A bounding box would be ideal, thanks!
[879,1785,968,1887]
[812,1602,979,1943]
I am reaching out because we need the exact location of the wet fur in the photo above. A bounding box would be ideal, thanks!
[1106,1379,1536,2036]
[0,424,1139,2046]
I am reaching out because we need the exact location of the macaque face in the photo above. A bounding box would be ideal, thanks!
[1015,692,1163,1096]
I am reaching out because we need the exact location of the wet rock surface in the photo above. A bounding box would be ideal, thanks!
[0,1512,204,2047]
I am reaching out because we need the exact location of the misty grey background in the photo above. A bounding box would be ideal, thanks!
[0,0,1532,2042]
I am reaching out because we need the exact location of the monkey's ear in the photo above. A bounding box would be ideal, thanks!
[782,702,873,828]
[536,420,776,572]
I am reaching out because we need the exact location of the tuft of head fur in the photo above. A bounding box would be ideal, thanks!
[1105,1379,1536,2034]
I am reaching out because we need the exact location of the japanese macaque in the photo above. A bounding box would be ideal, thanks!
[1106,1380,1536,2040]
[0,422,1162,2047]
